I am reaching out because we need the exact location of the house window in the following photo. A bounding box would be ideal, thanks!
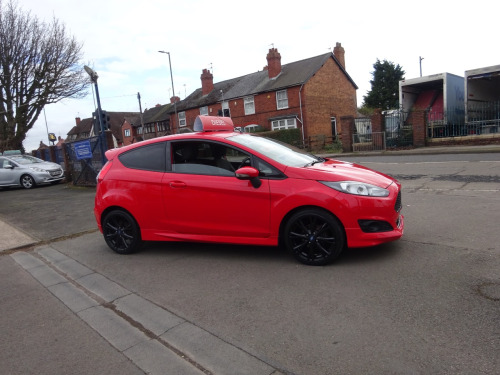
[271,118,297,131]
[276,90,288,110]
[331,117,337,136]
[200,106,208,116]
[124,129,131,137]
[244,96,255,115]
[158,122,166,132]
[137,127,143,135]
[178,111,186,127]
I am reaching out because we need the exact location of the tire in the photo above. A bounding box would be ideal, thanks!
[20,174,36,189]
[102,210,142,254]
[283,208,345,266]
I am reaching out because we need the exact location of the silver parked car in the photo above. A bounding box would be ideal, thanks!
[0,154,64,189]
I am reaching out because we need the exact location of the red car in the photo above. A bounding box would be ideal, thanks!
[94,116,404,265]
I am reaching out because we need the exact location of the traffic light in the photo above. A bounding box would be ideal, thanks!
[100,110,110,131]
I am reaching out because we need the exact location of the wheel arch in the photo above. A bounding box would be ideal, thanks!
[20,173,36,188]
[101,206,140,230]
[278,205,347,247]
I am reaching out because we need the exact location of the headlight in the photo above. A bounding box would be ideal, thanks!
[29,167,46,173]
[320,181,389,197]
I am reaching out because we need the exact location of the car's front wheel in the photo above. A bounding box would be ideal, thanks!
[102,210,142,254]
[20,174,36,189]
[283,208,345,266]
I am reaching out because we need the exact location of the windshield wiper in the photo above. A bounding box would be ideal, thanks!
[304,157,325,167]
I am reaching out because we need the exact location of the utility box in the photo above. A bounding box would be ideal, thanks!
[399,73,465,127]
[464,64,500,130]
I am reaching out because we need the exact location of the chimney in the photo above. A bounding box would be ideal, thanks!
[75,117,81,125]
[266,48,282,79]
[201,69,214,95]
[333,42,345,69]
[170,96,180,103]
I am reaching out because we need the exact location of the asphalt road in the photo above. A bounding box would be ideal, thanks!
[1,151,499,375]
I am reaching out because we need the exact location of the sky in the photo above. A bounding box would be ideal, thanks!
[19,0,500,152]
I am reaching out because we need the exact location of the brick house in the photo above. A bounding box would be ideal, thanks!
[128,102,178,145]
[137,43,357,144]
[68,112,140,147]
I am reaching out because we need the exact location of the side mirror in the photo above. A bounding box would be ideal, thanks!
[235,166,261,188]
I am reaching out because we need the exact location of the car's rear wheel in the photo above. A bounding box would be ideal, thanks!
[20,174,35,189]
[284,208,345,266]
[102,210,142,254]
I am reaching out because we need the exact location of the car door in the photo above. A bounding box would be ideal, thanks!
[161,140,271,239]
[0,157,18,185]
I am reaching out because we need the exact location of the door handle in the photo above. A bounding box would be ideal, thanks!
[169,181,187,189]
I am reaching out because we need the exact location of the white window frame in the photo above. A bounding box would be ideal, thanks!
[271,118,297,131]
[244,96,255,115]
[178,111,186,127]
[124,129,131,137]
[200,106,208,116]
[276,90,288,110]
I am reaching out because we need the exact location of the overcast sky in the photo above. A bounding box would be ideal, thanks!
[19,0,500,151]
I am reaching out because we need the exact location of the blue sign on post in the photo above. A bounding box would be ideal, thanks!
[74,140,93,160]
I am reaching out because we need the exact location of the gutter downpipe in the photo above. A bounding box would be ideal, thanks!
[299,84,305,145]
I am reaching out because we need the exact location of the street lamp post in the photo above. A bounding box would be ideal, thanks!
[158,51,178,133]
[83,65,106,164]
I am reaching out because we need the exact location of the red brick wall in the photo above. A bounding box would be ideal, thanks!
[122,121,134,146]
[302,58,357,139]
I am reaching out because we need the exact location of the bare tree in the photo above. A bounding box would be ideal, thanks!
[0,0,89,152]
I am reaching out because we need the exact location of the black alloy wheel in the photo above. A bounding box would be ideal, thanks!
[102,210,142,254]
[20,174,35,189]
[284,208,345,266]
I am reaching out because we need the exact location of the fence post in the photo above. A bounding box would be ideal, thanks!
[341,116,354,153]
[62,143,73,182]
[371,109,383,133]
[49,145,57,163]
[412,110,426,147]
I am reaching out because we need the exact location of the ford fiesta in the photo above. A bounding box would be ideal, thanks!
[94,116,404,265]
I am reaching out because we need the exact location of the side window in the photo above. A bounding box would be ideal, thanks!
[171,141,249,176]
[118,142,166,172]
[254,157,284,178]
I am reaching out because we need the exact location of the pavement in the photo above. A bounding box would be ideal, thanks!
[1,143,499,375]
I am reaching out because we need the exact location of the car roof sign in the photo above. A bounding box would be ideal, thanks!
[193,115,234,132]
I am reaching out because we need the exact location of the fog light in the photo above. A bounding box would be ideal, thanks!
[358,220,393,233]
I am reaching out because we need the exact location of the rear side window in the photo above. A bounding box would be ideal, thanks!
[118,142,166,172]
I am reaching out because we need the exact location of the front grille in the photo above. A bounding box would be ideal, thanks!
[49,169,62,177]
[394,190,402,212]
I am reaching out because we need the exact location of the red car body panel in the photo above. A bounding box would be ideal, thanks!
[94,119,404,252]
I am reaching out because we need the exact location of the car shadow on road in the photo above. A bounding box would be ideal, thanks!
[338,242,401,265]
[140,241,289,264]
[138,240,400,266]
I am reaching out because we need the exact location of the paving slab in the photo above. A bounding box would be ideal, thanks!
[114,293,185,336]
[124,339,205,375]
[48,281,99,312]
[76,272,130,302]
[78,305,148,352]
[161,322,275,375]
[0,219,37,252]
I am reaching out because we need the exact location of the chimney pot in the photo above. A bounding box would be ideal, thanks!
[266,48,282,79]
[201,69,214,95]
[333,42,345,69]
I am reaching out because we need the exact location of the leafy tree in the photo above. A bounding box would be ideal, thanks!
[0,0,89,152]
[362,59,405,111]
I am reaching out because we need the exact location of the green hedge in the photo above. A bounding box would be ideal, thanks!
[254,128,302,146]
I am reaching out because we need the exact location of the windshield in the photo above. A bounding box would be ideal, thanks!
[228,134,321,167]
[9,155,43,165]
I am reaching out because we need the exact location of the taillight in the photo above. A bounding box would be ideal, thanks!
[96,161,113,184]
